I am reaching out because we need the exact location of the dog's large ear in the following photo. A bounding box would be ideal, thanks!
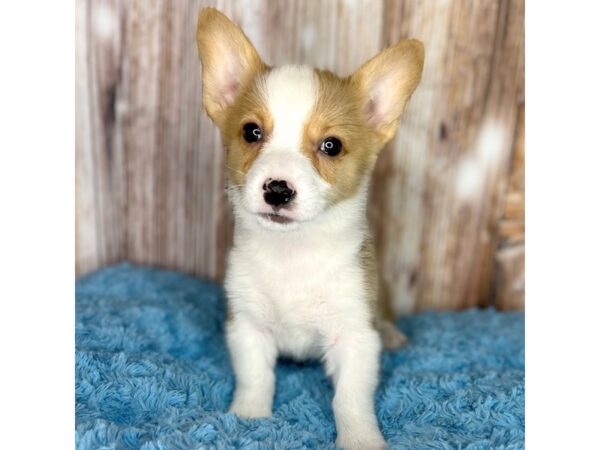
[351,39,424,142]
[196,8,266,125]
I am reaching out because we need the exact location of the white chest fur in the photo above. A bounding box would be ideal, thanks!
[225,193,373,360]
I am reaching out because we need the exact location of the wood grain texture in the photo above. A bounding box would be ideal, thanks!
[76,0,525,312]
[76,0,127,274]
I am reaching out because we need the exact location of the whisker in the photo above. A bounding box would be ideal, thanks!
[226,166,246,176]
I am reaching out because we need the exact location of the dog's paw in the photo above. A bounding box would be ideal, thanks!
[379,320,408,350]
[229,395,272,419]
[336,430,386,450]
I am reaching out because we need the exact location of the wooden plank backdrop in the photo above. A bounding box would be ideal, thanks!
[75,0,525,312]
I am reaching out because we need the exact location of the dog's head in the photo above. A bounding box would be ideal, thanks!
[197,8,424,231]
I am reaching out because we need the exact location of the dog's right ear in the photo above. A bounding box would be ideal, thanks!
[196,8,266,125]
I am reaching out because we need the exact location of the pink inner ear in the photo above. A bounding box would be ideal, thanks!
[365,94,388,129]
[364,98,379,127]
[363,72,398,129]
[221,80,241,106]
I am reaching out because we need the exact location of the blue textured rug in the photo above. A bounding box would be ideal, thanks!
[75,263,524,449]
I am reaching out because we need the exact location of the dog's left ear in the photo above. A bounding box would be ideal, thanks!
[352,39,425,142]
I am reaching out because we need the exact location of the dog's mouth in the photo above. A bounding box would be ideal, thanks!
[258,213,294,224]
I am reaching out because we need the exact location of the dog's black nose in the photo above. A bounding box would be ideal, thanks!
[263,179,295,209]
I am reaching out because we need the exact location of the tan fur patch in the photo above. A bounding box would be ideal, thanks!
[358,237,395,322]
[219,74,274,187]
[302,70,386,206]
[197,8,276,189]
[300,39,424,205]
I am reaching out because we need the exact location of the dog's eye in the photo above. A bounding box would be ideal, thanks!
[319,137,342,156]
[243,123,262,143]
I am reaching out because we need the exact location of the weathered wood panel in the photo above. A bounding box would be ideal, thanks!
[76,0,525,312]
[120,0,230,278]
[76,0,128,274]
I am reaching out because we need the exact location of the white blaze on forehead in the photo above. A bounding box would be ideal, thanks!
[264,66,318,151]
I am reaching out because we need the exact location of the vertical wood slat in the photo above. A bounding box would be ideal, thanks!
[76,0,127,274]
[75,0,525,312]
[75,0,97,274]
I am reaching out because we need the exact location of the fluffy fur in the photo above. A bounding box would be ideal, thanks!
[75,264,525,450]
[196,8,424,449]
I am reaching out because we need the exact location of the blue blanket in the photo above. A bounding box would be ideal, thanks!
[76,264,524,449]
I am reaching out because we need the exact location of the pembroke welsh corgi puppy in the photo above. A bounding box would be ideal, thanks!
[196,8,424,450]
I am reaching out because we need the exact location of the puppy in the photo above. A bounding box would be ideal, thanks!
[196,8,424,449]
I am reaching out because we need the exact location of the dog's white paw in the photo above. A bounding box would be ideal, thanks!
[229,393,272,418]
[336,429,387,450]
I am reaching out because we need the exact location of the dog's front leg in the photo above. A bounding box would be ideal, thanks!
[325,328,386,450]
[226,315,277,418]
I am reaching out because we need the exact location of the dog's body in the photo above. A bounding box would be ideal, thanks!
[197,9,424,449]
